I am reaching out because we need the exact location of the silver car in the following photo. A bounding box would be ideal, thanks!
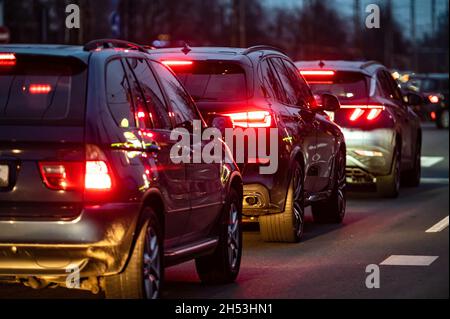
[296,61,422,197]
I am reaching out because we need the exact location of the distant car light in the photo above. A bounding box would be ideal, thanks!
[428,95,440,104]
[0,53,16,66]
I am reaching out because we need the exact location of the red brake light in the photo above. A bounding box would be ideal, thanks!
[428,95,440,104]
[162,60,193,67]
[39,161,112,191]
[85,161,112,190]
[39,162,84,190]
[431,111,437,120]
[225,111,272,128]
[343,105,385,122]
[29,84,52,94]
[300,70,335,76]
[0,53,16,66]
[366,109,383,121]
[349,108,365,121]
[137,111,146,118]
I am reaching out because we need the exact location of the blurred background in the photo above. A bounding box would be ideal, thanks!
[0,0,448,73]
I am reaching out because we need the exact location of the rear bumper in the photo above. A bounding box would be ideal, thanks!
[0,202,140,279]
[241,160,290,216]
[343,128,396,184]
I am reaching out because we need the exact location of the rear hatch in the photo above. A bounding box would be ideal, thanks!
[165,58,273,169]
[0,52,88,220]
[302,70,387,128]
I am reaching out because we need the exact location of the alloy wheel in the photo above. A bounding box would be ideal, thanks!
[143,226,161,299]
[292,166,305,238]
[227,203,240,270]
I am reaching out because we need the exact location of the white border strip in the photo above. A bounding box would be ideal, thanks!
[426,216,449,233]
[380,255,439,266]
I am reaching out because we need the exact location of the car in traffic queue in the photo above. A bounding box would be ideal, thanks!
[149,46,347,243]
[0,40,244,298]
[404,73,449,129]
[296,60,423,198]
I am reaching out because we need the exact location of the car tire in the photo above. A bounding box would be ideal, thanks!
[195,188,242,284]
[311,147,346,224]
[259,161,305,243]
[402,139,421,187]
[104,208,163,299]
[436,109,449,129]
[377,147,401,198]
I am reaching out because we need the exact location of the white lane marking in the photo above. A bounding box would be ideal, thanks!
[426,216,449,233]
[421,156,444,168]
[420,177,449,185]
[380,255,438,266]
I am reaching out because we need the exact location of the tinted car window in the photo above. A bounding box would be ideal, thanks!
[271,57,298,105]
[150,61,200,128]
[259,59,286,103]
[385,71,403,102]
[282,59,314,108]
[378,71,395,100]
[170,61,247,102]
[307,71,369,102]
[126,58,172,130]
[0,55,86,125]
[106,59,135,128]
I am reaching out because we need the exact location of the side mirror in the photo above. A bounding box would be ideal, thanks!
[406,92,423,106]
[314,93,341,112]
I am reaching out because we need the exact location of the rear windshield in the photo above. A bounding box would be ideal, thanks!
[169,61,247,102]
[0,54,87,125]
[305,71,369,101]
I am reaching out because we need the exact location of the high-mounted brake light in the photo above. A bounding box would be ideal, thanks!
[225,111,272,128]
[0,53,16,66]
[162,60,193,67]
[300,70,335,76]
[29,84,52,94]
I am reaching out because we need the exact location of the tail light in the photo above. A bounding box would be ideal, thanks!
[342,105,385,122]
[431,111,437,120]
[39,162,84,190]
[28,84,52,94]
[224,111,272,128]
[428,95,440,104]
[85,161,112,190]
[39,146,112,191]
[0,53,16,66]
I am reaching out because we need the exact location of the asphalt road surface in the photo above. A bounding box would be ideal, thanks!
[0,123,448,299]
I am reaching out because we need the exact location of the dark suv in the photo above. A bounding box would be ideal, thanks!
[0,40,243,298]
[150,46,346,242]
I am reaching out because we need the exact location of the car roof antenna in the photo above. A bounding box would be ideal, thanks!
[182,43,192,55]
[318,60,325,68]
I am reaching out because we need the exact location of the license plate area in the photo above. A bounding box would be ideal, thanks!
[0,165,9,187]
[0,162,16,191]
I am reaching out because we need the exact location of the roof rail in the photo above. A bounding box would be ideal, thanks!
[242,45,287,56]
[83,39,148,53]
[360,60,381,69]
